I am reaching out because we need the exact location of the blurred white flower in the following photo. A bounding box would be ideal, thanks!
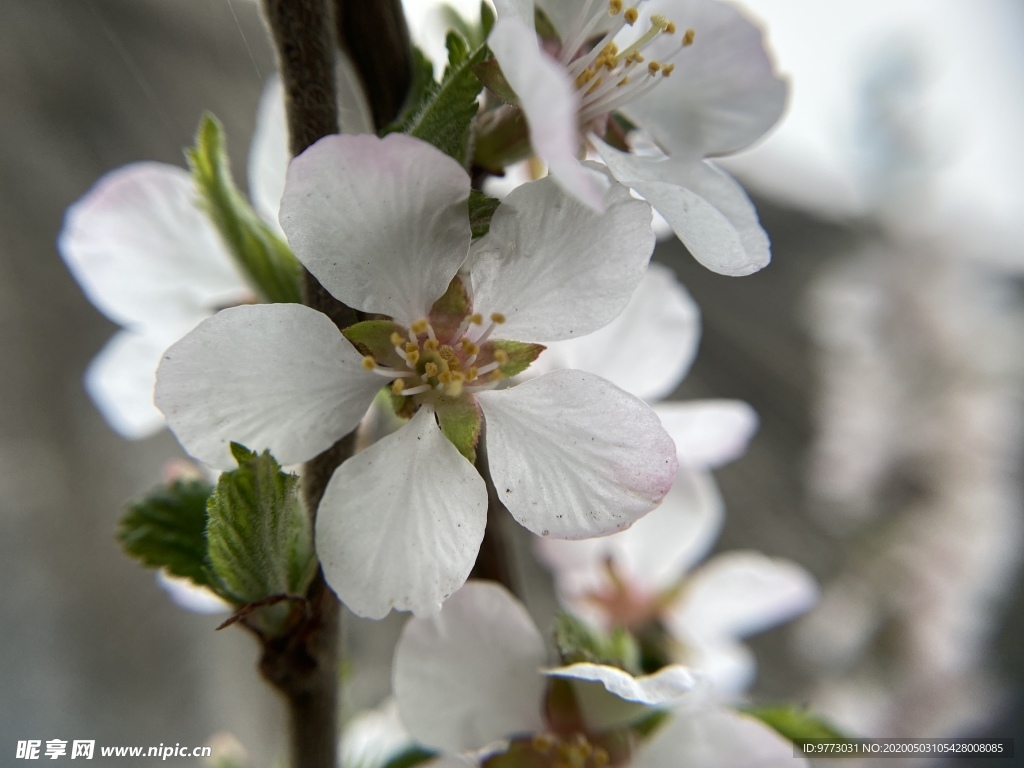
[487,0,784,274]
[156,133,678,620]
[393,581,805,767]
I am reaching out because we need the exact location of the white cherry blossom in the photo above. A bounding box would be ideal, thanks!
[393,581,806,767]
[486,0,785,274]
[156,133,678,619]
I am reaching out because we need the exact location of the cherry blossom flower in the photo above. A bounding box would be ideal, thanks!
[58,81,289,438]
[393,581,806,767]
[485,0,785,274]
[155,132,677,619]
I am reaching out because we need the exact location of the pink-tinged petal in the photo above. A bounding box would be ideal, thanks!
[622,0,788,158]
[597,145,770,276]
[477,370,678,539]
[545,663,704,732]
[633,707,808,768]
[155,304,382,469]
[469,177,653,342]
[280,133,471,324]
[670,551,819,641]
[248,76,288,232]
[85,331,170,439]
[316,407,487,620]
[488,18,606,209]
[537,467,724,598]
[393,582,547,753]
[535,262,700,400]
[653,400,759,469]
[60,163,248,332]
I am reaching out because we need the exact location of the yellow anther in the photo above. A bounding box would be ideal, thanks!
[467,366,479,381]
[424,362,439,378]
[490,312,506,324]
[593,747,610,766]
[406,349,420,365]
[624,7,639,25]
[361,356,377,371]
[469,313,484,325]
[438,371,453,384]
[405,341,420,355]
[618,76,630,86]
[585,77,604,95]
[682,28,696,46]
[410,318,429,335]
[532,733,556,753]
[390,331,404,347]
[661,62,675,76]
[665,21,676,34]
[575,68,595,88]
[451,371,465,383]
[493,349,509,365]
[460,339,479,356]
[648,60,662,75]
[424,338,439,351]
[608,0,622,15]
[634,52,645,62]
[651,13,669,29]
[439,345,461,371]
[391,379,405,394]
[488,370,504,382]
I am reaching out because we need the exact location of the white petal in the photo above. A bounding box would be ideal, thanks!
[248,76,288,232]
[671,551,819,640]
[156,571,231,614]
[488,18,606,209]
[633,707,807,768]
[679,636,756,696]
[535,262,700,400]
[280,133,471,324]
[60,162,248,332]
[492,0,534,26]
[336,46,376,136]
[470,177,653,341]
[622,0,787,158]
[155,304,382,469]
[393,582,547,753]
[340,699,413,768]
[478,370,678,539]
[537,467,723,597]
[316,407,487,620]
[545,663,704,732]
[85,331,170,439]
[654,400,759,469]
[597,146,770,276]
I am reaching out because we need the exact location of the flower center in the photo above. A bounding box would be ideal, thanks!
[529,732,610,768]
[560,1,696,126]
[359,312,511,402]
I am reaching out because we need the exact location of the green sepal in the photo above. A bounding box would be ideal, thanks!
[435,396,483,463]
[469,189,501,238]
[554,612,642,675]
[429,276,472,341]
[206,444,317,605]
[343,320,407,369]
[472,59,520,107]
[396,32,488,168]
[742,704,852,748]
[187,114,302,304]
[438,3,485,49]
[534,5,562,46]
[380,746,437,768]
[487,339,546,378]
[117,478,222,595]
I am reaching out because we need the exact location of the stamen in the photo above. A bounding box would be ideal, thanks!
[494,349,509,365]
[490,312,505,324]
[661,63,675,76]
[467,366,479,381]
[469,313,484,325]
[396,383,431,396]
[361,356,377,371]
[424,338,439,352]
[410,318,429,336]
[624,7,638,25]
[424,362,439,378]
[460,339,480,356]
[608,0,622,14]
[682,28,696,46]
[664,21,676,34]
[647,60,661,75]
[391,379,405,394]
[475,360,501,376]
[389,331,404,347]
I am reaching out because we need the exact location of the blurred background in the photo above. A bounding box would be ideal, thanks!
[1,0,1021,765]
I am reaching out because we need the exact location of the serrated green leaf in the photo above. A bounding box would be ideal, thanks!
[400,34,488,167]
[206,444,316,604]
[743,705,852,746]
[488,339,546,378]
[554,612,641,674]
[391,47,436,131]
[118,479,220,593]
[435,396,482,463]
[439,3,485,49]
[188,114,302,304]
[468,190,501,238]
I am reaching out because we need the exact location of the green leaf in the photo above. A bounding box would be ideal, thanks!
[480,1,495,37]
[743,705,852,747]
[439,4,485,49]
[436,396,483,463]
[468,190,501,238]
[391,47,436,131]
[487,339,546,379]
[206,444,316,604]
[554,612,641,674]
[118,479,220,593]
[399,33,488,167]
[188,114,302,304]
[380,747,436,768]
